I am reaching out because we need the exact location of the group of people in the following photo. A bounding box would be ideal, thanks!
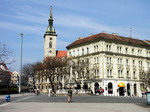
[95,87,104,95]
[35,88,73,103]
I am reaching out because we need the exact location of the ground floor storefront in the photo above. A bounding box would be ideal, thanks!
[89,80,143,97]
[36,79,144,97]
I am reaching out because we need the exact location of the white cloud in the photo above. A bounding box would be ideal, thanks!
[55,14,150,40]
[0,21,44,35]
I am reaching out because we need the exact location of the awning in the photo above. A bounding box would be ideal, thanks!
[118,82,125,87]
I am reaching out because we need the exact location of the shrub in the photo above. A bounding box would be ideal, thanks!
[0,88,18,95]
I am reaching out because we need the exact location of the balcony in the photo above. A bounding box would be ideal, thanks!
[118,76,124,78]
[107,64,113,69]
[107,75,113,78]
[118,64,123,70]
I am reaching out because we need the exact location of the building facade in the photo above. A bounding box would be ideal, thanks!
[66,32,150,97]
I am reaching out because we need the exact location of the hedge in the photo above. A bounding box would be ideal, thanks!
[0,88,18,95]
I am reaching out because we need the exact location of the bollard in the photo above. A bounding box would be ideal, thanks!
[146,92,150,105]
[48,89,51,97]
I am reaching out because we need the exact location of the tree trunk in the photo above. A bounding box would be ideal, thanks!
[49,77,54,93]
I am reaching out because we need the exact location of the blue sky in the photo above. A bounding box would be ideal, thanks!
[0,0,150,72]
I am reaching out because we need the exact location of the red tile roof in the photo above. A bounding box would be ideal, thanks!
[0,63,8,71]
[66,33,150,49]
[146,40,150,43]
[56,50,67,58]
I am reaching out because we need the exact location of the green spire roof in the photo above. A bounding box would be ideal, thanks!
[45,6,57,36]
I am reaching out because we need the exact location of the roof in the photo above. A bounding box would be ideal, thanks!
[66,32,150,49]
[146,40,150,43]
[0,63,8,71]
[56,50,67,58]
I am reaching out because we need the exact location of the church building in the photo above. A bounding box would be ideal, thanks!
[44,6,67,58]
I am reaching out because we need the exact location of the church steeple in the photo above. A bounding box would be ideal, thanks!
[44,6,57,37]
[44,6,57,58]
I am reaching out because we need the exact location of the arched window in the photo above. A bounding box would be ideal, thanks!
[108,82,113,94]
[49,41,52,48]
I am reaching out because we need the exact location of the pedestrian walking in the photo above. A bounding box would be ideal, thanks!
[36,88,40,96]
[68,88,72,103]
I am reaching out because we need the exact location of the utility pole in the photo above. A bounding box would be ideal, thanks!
[19,33,24,93]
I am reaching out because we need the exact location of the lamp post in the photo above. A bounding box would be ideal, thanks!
[18,33,24,93]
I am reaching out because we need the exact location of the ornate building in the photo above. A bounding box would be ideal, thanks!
[66,32,150,97]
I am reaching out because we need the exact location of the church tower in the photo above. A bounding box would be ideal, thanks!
[44,6,57,58]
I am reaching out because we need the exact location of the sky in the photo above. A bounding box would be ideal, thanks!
[0,0,150,72]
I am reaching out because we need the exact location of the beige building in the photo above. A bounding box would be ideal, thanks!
[66,32,150,97]
[11,71,19,86]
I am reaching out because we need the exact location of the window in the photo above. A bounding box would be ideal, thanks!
[118,70,123,78]
[97,57,99,64]
[69,51,71,56]
[138,49,142,56]
[106,44,111,51]
[87,47,89,54]
[139,61,143,67]
[96,45,99,51]
[125,48,128,54]
[94,46,96,52]
[133,60,135,66]
[49,41,52,48]
[107,57,112,64]
[107,69,112,77]
[126,59,129,65]
[127,71,130,78]
[132,48,134,54]
[77,49,79,55]
[133,71,136,78]
[82,49,84,55]
[94,45,98,52]
[94,57,96,64]
[117,46,122,53]
[95,69,99,78]
[118,58,122,65]
[49,37,52,40]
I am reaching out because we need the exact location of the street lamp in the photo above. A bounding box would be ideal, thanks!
[18,33,24,93]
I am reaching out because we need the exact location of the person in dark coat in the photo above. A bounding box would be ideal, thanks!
[68,88,73,103]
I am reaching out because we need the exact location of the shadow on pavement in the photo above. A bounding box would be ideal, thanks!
[135,103,150,108]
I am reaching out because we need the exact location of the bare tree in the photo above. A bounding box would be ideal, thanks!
[34,57,68,93]
[71,58,90,89]
[0,43,14,64]
[22,63,36,90]
[0,66,11,88]
[140,69,150,92]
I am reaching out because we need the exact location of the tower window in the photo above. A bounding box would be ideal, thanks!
[50,38,52,40]
[49,41,52,48]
